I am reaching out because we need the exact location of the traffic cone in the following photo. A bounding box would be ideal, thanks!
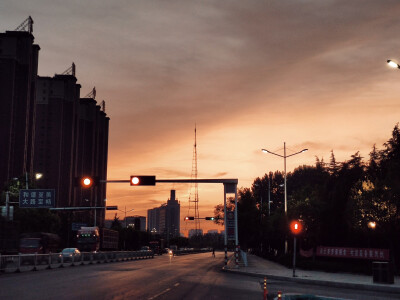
[263,277,268,300]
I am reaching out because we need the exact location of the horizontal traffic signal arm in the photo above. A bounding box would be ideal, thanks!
[184,217,216,221]
[98,177,238,185]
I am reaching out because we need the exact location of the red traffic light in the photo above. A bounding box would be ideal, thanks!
[290,220,303,235]
[75,176,99,188]
[81,176,94,188]
[130,176,156,186]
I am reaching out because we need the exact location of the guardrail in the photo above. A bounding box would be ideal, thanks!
[0,250,154,274]
[172,248,212,256]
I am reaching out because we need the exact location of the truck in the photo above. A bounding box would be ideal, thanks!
[76,227,118,252]
[0,219,19,254]
[19,232,61,254]
[149,239,164,255]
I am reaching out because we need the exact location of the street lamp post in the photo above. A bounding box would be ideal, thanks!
[118,206,134,250]
[261,142,308,253]
[118,206,135,228]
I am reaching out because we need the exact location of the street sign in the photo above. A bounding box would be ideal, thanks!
[19,189,55,208]
[226,210,235,241]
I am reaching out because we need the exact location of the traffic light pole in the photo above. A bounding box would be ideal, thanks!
[293,236,297,277]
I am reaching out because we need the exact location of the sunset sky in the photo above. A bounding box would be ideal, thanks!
[2,0,400,235]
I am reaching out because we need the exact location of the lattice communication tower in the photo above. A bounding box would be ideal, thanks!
[187,126,200,232]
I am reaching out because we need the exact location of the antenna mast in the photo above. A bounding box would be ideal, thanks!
[84,87,96,99]
[15,16,33,34]
[61,62,76,77]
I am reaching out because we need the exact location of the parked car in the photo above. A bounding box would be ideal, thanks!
[140,246,150,251]
[61,248,81,262]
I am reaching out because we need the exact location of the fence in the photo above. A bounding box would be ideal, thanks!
[0,250,154,273]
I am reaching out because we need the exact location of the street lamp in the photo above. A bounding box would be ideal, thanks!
[387,59,400,69]
[118,206,135,228]
[261,142,308,253]
[368,221,376,229]
[117,206,134,250]
[261,143,308,216]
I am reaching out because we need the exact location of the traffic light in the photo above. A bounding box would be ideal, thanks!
[130,176,156,186]
[184,216,194,221]
[290,220,303,235]
[75,176,98,188]
[205,217,215,220]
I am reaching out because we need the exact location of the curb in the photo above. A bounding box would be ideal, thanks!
[222,266,400,295]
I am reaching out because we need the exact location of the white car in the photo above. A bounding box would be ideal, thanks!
[61,248,81,262]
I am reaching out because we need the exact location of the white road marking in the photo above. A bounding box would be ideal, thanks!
[148,288,171,299]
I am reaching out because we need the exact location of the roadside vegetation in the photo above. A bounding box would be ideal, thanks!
[214,124,400,274]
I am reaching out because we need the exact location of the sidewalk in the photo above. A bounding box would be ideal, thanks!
[222,254,400,294]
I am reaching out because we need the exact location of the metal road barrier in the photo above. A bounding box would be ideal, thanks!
[0,250,154,274]
[172,248,212,256]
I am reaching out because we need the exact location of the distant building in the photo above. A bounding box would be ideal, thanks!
[189,229,203,238]
[207,230,218,234]
[147,207,160,233]
[124,216,146,231]
[0,29,40,188]
[147,190,180,238]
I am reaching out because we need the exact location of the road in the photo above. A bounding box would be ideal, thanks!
[0,252,261,300]
[0,252,399,299]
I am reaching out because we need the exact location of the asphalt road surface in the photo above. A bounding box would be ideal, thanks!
[0,252,399,299]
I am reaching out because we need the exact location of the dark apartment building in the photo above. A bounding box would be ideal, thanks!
[147,190,180,238]
[0,19,109,231]
[124,216,146,231]
[0,29,39,188]
[35,77,110,227]
[73,96,109,227]
[34,73,81,209]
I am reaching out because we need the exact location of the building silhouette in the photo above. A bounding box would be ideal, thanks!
[0,20,109,231]
[189,229,203,238]
[34,73,81,208]
[0,30,39,188]
[124,216,146,231]
[147,190,180,238]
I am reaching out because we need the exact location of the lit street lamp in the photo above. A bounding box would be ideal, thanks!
[387,59,400,69]
[261,142,308,253]
[368,221,376,229]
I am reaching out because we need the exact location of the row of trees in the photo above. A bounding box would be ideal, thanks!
[214,124,400,267]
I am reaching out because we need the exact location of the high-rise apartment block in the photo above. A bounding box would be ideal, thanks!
[0,19,109,229]
[147,190,180,238]
[0,30,39,188]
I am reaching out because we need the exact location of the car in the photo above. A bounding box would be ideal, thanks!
[61,248,81,262]
[140,246,150,251]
